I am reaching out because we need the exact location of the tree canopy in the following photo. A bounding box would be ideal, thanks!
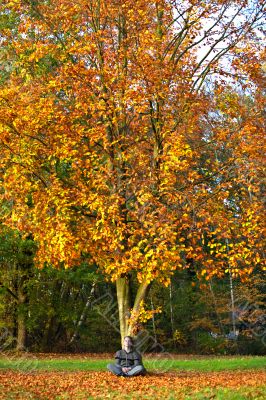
[0,0,265,340]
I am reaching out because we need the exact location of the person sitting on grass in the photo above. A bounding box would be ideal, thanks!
[107,336,146,377]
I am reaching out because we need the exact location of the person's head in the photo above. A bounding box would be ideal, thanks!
[123,336,134,350]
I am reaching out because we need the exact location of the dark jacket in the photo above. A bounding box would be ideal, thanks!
[115,349,142,368]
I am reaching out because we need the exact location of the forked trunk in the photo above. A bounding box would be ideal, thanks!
[116,276,151,346]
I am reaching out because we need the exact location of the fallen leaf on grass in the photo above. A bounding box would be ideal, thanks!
[0,370,265,399]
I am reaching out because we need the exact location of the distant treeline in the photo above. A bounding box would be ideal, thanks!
[0,228,265,355]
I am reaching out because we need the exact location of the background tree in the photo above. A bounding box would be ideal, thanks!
[0,226,116,352]
[0,226,36,350]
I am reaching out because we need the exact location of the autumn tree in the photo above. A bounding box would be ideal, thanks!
[0,0,265,343]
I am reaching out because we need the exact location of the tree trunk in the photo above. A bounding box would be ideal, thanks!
[117,276,152,345]
[128,281,152,337]
[169,280,174,336]
[208,280,225,334]
[116,276,131,346]
[69,281,96,344]
[226,239,236,336]
[150,295,158,349]
[229,269,236,336]
[16,289,27,351]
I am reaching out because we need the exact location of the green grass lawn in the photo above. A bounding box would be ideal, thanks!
[0,355,265,372]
